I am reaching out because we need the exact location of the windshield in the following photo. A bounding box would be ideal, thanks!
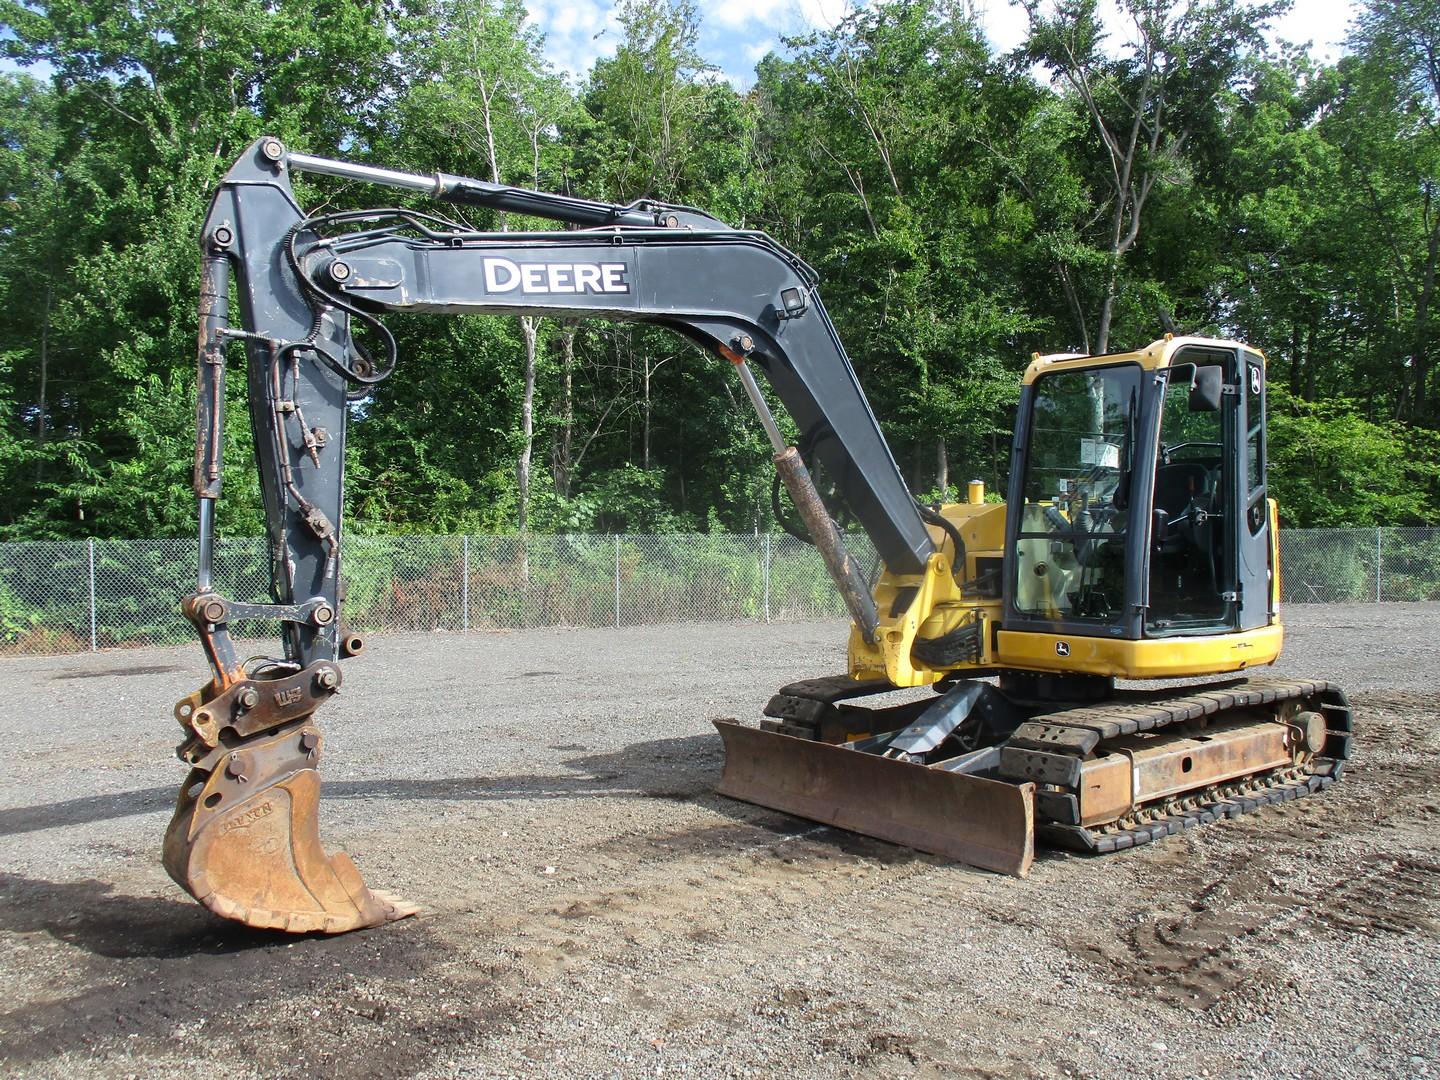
[1014,363,1141,621]
[1023,364,1140,519]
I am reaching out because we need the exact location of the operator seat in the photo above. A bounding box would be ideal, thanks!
[1153,462,1212,555]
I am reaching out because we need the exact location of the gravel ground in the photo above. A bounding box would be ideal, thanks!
[1,603,1437,1079]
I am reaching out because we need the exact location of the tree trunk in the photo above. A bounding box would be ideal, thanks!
[1057,264,1091,354]
[518,316,538,532]
[475,70,543,536]
[1304,323,1318,401]
[1290,320,1303,397]
[1096,254,1119,355]
[936,436,948,497]
[34,283,51,483]
[552,324,576,497]
[1411,219,1439,419]
[642,356,652,471]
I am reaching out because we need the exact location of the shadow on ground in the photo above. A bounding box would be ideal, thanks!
[0,867,473,1078]
[2,729,1070,881]
[0,873,293,960]
[0,733,727,838]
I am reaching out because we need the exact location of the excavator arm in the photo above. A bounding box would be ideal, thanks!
[167,138,942,931]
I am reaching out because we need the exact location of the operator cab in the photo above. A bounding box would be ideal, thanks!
[1004,338,1272,643]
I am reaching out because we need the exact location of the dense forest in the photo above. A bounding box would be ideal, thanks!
[1,0,1437,541]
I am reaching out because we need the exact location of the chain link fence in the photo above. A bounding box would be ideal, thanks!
[1,528,1435,657]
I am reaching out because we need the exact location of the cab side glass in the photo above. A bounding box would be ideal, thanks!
[1245,356,1266,533]
[1148,359,1229,633]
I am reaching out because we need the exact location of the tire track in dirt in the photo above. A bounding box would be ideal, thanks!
[1066,852,1440,1009]
[414,809,987,1072]
[1055,691,1440,1011]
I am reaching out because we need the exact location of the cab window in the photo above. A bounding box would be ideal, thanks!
[1014,364,1140,622]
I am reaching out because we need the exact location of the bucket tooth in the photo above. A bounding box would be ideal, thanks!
[163,722,416,933]
[714,719,1034,877]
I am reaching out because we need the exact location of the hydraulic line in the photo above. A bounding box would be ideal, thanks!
[193,245,231,595]
[917,502,967,581]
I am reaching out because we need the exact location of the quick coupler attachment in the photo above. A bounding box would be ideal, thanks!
[163,661,416,933]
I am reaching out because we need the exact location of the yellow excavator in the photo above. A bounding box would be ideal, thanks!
[163,140,1350,932]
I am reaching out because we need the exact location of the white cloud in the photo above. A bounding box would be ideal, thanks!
[744,38,775,62]
[972,0,1029,53]
[530,0,622,82]
[700,0,849,83]
[1270,0,1355,60]
[711,0,789,28]
[553,6,581,34]
[791,0,851,30]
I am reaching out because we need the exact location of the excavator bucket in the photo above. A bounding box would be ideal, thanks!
[714,720,1035,876]
[163,721,416,934]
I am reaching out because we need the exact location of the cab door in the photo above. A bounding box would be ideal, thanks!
[1146,347,1235,634]
[1235,350,1271,630]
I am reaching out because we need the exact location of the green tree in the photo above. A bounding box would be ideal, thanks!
[1268,389,1440,525]
[0,0,395,538]
[561,0,770,531]
[755,1,1035,495]
[1185,53,1357,403]
[384,0,581,534]
[1329,0,1440,421]
[580,0,713,203]
[1019,0,1280,353]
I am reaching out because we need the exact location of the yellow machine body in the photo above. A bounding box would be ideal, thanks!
[718,335,1353,882]
[850,337,1285,689]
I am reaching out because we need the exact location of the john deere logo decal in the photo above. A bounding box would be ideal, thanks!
[482,257,630,295]
[1055,641,1071,657]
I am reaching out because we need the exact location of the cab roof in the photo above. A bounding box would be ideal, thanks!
[1022,335,1265,384]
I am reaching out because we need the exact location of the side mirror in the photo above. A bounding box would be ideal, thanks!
[1189,365,1223,412]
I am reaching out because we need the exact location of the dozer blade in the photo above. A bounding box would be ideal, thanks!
[714,720,1035,877]
[163,722,416,934]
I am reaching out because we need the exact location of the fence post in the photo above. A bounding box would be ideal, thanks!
[614,535,621,628]
[1375,527,1382,602]
[763,532,771,623]
[461,534,470,632]
[87,538,97,652]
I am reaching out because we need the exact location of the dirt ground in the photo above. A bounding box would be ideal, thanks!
[1,603,1437,1080]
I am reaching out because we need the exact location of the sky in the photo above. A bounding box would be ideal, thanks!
[526,0,1361,90]
[0,0,1360,91]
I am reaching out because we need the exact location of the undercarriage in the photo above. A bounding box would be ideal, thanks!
[716,674,1352,874]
